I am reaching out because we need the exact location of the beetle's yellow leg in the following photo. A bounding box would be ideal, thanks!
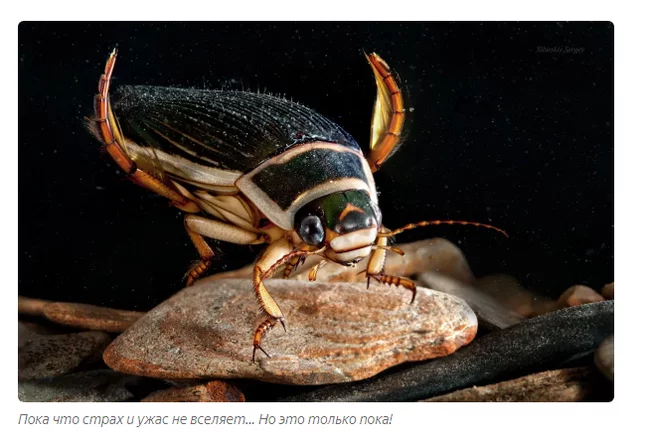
[184,214,269,286]
[184,228,216,287]
[92,48,199,213]
[366,227,417,303]
[252,238,294,361]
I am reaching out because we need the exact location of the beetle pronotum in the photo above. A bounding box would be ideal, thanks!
[89,49,507,360]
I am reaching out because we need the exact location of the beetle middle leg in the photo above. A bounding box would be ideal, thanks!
[252,238,294,360]
[184,214,268,286]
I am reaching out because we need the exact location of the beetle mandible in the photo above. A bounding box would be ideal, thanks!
[89,49,507,360]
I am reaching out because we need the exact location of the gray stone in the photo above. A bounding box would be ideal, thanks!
[19,331,112,380]
[18,370,142,402]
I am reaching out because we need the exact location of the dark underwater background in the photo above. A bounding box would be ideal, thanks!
[19,22,613,310]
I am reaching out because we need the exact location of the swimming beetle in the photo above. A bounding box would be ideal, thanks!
[90,49,506,360]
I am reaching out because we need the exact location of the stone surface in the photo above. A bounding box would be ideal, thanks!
[18,370,143,402]
[141,380,245,402]
[202,238,475,285]
[18,295,50,316]
[418,271,525,331]
[558,285,605,308]
[282,301,613,401]
[595,335,614,381]
[19,331,112,381]
[475,274,557,318]
[104,279,477,385]
[601,282,614,300]
[422,367,595,402]
[43,302,144,333]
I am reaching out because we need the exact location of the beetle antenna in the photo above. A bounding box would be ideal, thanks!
[377,220,509,238]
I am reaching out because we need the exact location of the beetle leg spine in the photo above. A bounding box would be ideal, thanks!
[252,317,276,361]
[370,274,417,304]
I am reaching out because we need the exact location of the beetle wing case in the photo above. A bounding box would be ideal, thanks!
[110,85,361,174]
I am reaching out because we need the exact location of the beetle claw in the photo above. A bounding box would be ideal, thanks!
[252,344,271,361]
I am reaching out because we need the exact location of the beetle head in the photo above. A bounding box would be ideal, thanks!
[293,190,382,264]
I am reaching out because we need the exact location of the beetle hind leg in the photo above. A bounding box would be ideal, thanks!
[92,49,200,213]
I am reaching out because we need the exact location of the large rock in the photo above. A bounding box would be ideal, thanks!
[104,279,477,385]
[282,301,613,401]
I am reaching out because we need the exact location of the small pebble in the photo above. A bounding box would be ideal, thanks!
[558,285,605,308]
[601,282,614,300]
[141,380,245,402]
[595,335,613,381]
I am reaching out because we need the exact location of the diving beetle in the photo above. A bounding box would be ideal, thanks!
[89,49,506,360]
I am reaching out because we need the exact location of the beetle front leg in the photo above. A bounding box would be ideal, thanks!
[252,238,294,360]
[184,214,268,286]
[366,227,417,304]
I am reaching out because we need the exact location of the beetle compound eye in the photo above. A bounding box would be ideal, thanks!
[299,215,325,246]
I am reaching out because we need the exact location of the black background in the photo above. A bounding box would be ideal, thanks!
[19,22,613,311]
